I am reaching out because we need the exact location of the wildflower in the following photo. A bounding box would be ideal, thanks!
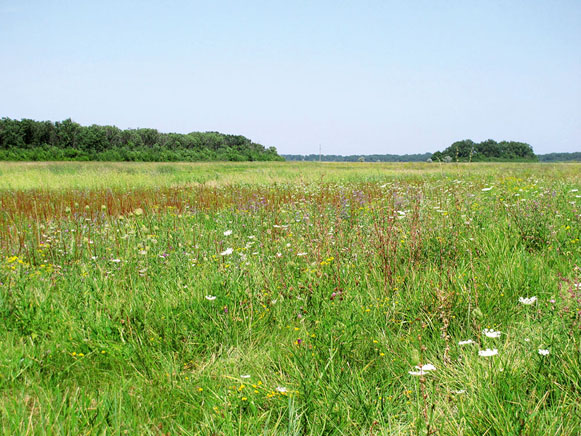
[482,187,493,192]
[276,386,287,393]
[224,230,232,236]
[538,349,550,356]
[483,329,501,338]
[416,363,436,371]
[478,348,498,357]
[205,295,217,301]
[240,374,251,379]
[519,296,537,305]
[221,248,233,256]
[408,363,436,376]
[110,259,121,263]
[408,369,428,376]
[452,389,466,394]
[458,339,474,345]
[297,252,307,256]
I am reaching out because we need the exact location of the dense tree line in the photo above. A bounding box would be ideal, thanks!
[431,139,537,162]
[537,152,581,162]
[283,153,433,162]
[0,118,283,162]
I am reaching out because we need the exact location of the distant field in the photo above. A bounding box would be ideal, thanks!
[1,161,580,190]
[0,162,580,434]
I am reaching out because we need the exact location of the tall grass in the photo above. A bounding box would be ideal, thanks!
[0,162,579,434]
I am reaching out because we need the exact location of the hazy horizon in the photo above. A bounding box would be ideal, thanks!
[1,1,579,155]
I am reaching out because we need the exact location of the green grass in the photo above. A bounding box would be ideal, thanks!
[0,162,580,434]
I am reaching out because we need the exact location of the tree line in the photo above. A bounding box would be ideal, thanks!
[431,139,537,162]
[0,118,283,162]
[283,153,433,162]
[537,152,581,162]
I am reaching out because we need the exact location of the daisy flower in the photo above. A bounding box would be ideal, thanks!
[408,363,436,376]
[483,329,501,338]
[519,296,537,305]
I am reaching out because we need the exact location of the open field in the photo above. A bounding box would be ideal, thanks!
[1,162,580,435]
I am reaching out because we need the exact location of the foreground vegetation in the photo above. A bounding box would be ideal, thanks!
[0,162,580,435]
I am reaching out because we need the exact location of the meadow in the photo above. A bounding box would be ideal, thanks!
[0,161,580,435]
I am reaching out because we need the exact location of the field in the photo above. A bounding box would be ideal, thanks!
[0,161,580,435]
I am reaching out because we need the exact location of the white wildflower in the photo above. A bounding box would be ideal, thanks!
[408,363,436,376]
[483,329,501,338]
[538,349,550,356]
[458,339,474,346]
[220,248,233,256]
[224,230,232,236]
[478,348,498,357]
[482,187,493,192]
[205,295,216,301]
[276,386,287,393]
[240,374,251,379]
[519,296,537,305]
[416,363,436,371]
[297,252,307,256]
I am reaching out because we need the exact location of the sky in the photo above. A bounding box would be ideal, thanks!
[1,1,580,155]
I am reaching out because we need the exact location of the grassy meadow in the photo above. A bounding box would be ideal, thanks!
[0,161,580,435]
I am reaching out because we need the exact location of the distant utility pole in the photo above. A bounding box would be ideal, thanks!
[319,144,322,162]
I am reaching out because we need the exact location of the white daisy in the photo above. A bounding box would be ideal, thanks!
[519,296,537,305]
[483,329,501,338]
[416,363,436,371]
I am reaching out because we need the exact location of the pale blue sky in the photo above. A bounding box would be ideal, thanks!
[1,1,579,154]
